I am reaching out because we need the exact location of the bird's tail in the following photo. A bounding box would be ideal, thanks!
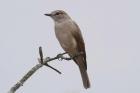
[78,65,90,89]
[75,56,90,89]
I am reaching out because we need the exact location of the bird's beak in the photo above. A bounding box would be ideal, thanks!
[44,13,52,16]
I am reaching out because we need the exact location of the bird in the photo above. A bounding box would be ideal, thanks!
[44,10,90,89]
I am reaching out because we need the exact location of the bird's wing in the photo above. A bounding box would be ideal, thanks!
[71,21,87,70]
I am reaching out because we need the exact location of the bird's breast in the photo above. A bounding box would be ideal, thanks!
[54,21,77,52]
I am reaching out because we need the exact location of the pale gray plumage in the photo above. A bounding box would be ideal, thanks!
[45,10,90,89]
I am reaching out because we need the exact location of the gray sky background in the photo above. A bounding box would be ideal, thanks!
[0,0,140,93]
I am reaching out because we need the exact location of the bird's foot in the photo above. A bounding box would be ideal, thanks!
[57,53,64,61]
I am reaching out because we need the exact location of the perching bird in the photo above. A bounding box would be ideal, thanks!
[44,10,90,89]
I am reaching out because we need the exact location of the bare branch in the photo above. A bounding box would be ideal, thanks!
[8,46,83,93]
[8,64,43,93]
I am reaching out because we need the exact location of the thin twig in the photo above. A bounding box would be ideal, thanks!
[44,63,61,74]
[39,46,43,64]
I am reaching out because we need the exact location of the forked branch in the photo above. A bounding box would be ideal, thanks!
[8,46,83,93]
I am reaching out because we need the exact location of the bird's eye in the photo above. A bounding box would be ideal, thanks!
[55,12,60,15]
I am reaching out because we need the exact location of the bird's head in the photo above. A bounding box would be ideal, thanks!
[44,10,71,22]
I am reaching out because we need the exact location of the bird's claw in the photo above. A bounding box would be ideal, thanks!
[57,54,63,61]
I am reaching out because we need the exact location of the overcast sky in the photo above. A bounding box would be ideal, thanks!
[0,0,140,93]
